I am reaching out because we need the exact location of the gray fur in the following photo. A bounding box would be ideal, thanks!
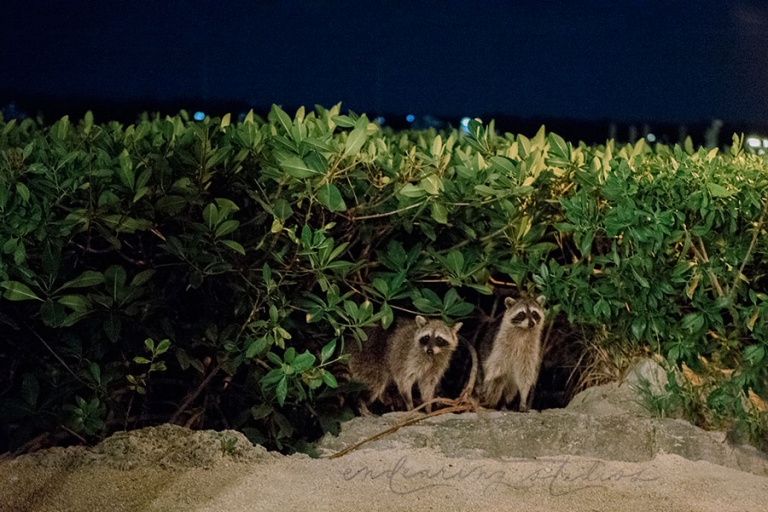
[478,295,545,411]
[348,316,462,413]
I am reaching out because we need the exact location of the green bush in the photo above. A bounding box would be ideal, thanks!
[0,105,766,453]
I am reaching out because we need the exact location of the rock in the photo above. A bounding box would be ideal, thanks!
[16,424,274,471]
[318,358,768,478]
[566,358,669,418]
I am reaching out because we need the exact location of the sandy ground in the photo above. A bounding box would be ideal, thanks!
[2,360,767,512]
[1,437,767,512]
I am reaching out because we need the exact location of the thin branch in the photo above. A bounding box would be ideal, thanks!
[169,362,223,424]
[489,276,516,287]
[439,221,513,253]
[327,399,474,459]
[59,424,88,444]
[26,324,89,387]
[730,199,768,299]
[688,233,725,297]
[347,201,425,221]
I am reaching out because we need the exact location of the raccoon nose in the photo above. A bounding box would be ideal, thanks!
[527,319,534,328]
[426,347,434,356]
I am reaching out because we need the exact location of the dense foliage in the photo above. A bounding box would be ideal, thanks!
[0,105,766,453]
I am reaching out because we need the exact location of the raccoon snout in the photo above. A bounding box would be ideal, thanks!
[426,347,434,355]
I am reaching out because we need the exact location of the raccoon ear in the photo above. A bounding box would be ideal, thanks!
[415,315,428,328]
[504,297,516,309]
[452,322,463,333]
[536,295,546,305]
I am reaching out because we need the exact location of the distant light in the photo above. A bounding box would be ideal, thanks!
[747,136,762,148]
[193,111,205,121]
[406,114,415,123]
[375,116,386,125]
[460,117,471,133]
[646,133,656,142]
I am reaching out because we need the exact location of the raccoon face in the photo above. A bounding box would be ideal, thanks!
[504,295,545,329]
[414,316,462,356]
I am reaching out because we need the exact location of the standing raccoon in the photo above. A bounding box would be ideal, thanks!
[478,295,545,411]
[348,316,462,413]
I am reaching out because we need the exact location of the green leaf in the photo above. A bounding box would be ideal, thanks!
[271,105,294,135]
[682,313,704,332]
[16,183,30,203]
[59,271,104,291]
[273,198,293,220]
[631,316,647,340]
[130,269,155,287]
[22,374,39,407]
[292,351,316,372]
[331,115,355,128]
[58,294,91,313]
[398,184,426,198]
[215,219,240,238]
[413,299,440,314]
[420,175,441,195]
[594,298,610,319]
[203,203,218,230]
[743,345,765,365]
[489,156,516,175]
[104,265,127,296]
[90,362,101,386]
[284,347,296,364]
[267,352,283,367]
[1,281,42,301]
[251,404,274,420]
[156,339,171,355]
[117,149,135,190]
[220,240,245,255]
[104,315,121,342]
[321,370,338,388]
[430,202,448,224]
[155,195,188,215]
[446,301,474,317]
[341,126,367,160]
[278,155,316,179]
[547,132,570,161]
[381,302,394,328]
[275,377,288,406]
[444,250,464,276]
[317,183,347,212]
[321,339,337,363]
[706,182,736,198]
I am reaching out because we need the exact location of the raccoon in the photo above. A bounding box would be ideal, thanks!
[478,295,545,411]
[348,316,462,413]
[346,323,391,415]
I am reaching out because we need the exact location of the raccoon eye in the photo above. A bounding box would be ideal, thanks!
[531,311,541,321]
[512,312,527,323]
[434,337,448,347]
[419,336,430,345]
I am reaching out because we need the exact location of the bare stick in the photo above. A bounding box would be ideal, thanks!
[730,199,768,299]
[169,362,223,424]
[25,324,89,387]
[327,399,473,460]
[349,201,425,221]
[689,234,725,297]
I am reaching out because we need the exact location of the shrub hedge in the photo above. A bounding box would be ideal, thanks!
[0,104,766,452]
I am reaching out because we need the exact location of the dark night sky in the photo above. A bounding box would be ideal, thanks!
[2,0,767,124]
